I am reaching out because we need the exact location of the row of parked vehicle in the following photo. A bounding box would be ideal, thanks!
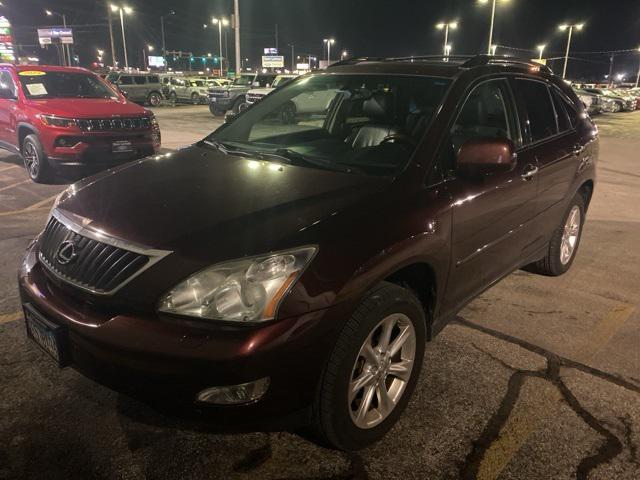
[573,84,640,116]
[102,71,232,106]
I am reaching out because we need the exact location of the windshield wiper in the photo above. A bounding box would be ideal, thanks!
[271,148,356,174]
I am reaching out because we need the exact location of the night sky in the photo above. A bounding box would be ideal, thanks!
[5,0,640,80]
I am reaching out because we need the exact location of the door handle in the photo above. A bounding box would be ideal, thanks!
[521,164,538,180]
[573,144,585,155]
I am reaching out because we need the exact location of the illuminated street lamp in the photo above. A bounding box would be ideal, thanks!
[212,17,230,76]
[323,38,335,64]
[436,21,458,58]
[558,23,584,79]
[341,50,348,60]
[537,44,546,61]
[490,44,498,56]
[45,9,71,66]
[478,0,510,55]
[110,4,133,69]
[97,48,104,63]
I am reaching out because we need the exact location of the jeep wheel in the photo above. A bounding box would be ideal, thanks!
[147,92,162,107]
[231,97,245,114]
[22,134,52,183]
[169,91,178,104]
[209,104,225,116]
[529,193,585,276]
[314,282,426,450]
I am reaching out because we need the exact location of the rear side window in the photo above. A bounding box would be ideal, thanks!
[119,76,133,85]
[133,76,146,85]
[0,70,16,96]
[515,79,557,143]
[553,89,579,128]
[148,75,159,84]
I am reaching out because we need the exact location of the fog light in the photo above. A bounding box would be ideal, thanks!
[196,377,270,405]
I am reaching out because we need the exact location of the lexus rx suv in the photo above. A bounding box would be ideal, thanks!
[19,55,597,450]
[0,65,161,183]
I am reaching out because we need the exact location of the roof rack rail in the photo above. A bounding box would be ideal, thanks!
[327,57,386,68]
[462,55,553,74]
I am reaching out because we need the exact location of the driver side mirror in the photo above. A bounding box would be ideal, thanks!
[0,87,15,100]
[457,138,517,177]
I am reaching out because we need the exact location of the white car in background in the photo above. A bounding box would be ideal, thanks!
[244,75,298,108]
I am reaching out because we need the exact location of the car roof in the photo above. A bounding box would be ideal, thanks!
[325,55,554,80]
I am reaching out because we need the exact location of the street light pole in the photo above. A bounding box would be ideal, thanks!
[436,22,458,58]
[323,38,335,65]
[479,0,509,55]
[537,44,546,61]
[212,18,229,77]
[45,10,71,66]
[234,0,241,78]
[119,8,128,68]
[559,23,584,79]
[107,4,117,67]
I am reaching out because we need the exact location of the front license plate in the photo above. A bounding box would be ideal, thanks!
[24,304,69,367]
[112,140,134,153]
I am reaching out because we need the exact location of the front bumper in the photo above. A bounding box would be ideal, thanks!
[18,243,344,424]
[208,96,234,110]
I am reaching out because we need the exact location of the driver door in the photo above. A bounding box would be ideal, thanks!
[442,78,539,313]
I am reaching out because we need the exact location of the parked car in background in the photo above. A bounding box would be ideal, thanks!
[574,89,602,115]
[610,89,638,111]
[106,72,164,106]
[584,88,626,113]
[166,78,210,104]
[0,65,161,182]
[244,74,299,107]
[19,56,597,450]
[208,72,277,116]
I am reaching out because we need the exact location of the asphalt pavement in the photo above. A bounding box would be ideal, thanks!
[0,106,638,480]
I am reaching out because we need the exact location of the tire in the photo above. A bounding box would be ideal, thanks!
[231,96,245,114]
[314,282,426,451]
[147,92,162,107]
[529,193,585,276]
[280,101,297,124]
[22,134,52,183]
[191,92,200,105]
[209,103,225,116]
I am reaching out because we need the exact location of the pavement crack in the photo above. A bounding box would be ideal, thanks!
[455,317,634,479]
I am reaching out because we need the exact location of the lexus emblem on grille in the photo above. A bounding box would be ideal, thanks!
[55,240,77,265]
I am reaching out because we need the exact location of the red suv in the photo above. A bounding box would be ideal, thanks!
[0,65,161,183]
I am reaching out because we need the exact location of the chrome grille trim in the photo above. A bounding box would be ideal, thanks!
[38,209,172,296]
[246,93,265,103]
[76,117,152,132]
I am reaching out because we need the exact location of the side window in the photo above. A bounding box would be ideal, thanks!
[550,89,572,133]
[554,89,579,127]
[450,79,515,153]
[119,76,133,85]
[148,75,159,84]
[0,71,16,96]
[133,76,146,85]
[515,79,558,142]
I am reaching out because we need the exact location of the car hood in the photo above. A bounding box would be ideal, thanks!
[56,144,389,263]
[27,97,147,118]
[248,88,274,96]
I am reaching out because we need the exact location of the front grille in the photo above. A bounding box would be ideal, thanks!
[76,117,152,132]
[246,93,265,103]
[208,90,229,98]
[38,216,150,295]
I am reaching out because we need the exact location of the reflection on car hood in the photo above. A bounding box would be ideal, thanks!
[27,98,146,118]
[56,145,388,262]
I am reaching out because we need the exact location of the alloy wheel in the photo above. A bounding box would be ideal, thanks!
[23,141,39,179]
[560,205,581,265]
[348,313,416,429]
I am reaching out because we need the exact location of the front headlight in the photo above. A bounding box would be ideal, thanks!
[158,246,317,323]
[39,114,77,128]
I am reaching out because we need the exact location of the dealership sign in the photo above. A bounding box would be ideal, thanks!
[0,16,15,62]
[262,55,284,68]
[148,55,166,68]
[38,27,74,45]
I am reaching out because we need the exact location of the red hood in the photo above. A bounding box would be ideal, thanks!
[26,97,148,118]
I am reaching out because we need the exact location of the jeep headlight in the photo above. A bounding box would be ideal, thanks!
[158,247,316,322]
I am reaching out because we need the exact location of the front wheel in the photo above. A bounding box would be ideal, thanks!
[314,282,426,451]
[22,134,51,183]
[529,193,585,276]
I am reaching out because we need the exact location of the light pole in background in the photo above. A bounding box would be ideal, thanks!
[212,17,230,76]
[635,46,640,88]
[478,0,510,55]
[234,0,241,78]
[323,38,335,64]
[435,21,458,58]
[160,10,175,69]
[490,44,497,56]
[45,9,71,66]
[110,4,133,69]
[559,23,584,79]
[537,44,546,61]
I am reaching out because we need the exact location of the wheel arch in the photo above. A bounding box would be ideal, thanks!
[577,179,594,211]
[17,123,39,150]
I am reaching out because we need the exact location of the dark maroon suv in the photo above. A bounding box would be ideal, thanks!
[19,55,597,450]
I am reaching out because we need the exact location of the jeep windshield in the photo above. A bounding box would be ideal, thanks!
[19,71,119,100]
[232,75,255,86]
[207,74,451,176]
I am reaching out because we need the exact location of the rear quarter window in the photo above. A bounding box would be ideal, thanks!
[515,79,558,143]
[133,76,146,85]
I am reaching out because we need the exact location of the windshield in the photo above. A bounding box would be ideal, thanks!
[20,71,118,99]
[208,73,451,176]
[233,75,255,86]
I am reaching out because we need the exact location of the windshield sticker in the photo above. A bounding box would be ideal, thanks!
[26,83,48,96]
[19,70,46,77]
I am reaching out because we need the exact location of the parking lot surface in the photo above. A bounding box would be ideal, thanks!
[0,107,639,480]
